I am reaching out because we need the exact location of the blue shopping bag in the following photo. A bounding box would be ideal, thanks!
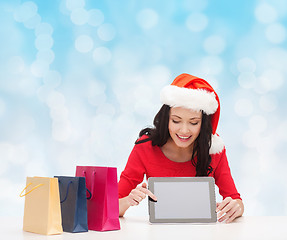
[55,176,89,233]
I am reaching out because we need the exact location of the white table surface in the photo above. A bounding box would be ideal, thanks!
[2,216,287,240]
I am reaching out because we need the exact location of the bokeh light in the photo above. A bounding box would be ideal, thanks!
[75,35,94,53]
[186,13,208,32]
[137,9,159,30]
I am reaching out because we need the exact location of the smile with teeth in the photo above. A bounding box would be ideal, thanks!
[176,134,192,141]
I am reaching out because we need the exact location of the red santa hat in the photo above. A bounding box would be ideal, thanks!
[160,73,224,154]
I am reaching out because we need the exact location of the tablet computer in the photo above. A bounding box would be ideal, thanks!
[148,177,217,223]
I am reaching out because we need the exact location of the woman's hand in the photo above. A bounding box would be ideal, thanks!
[216,197,244,223]
[119,182,157,217]
[127,182,157,206]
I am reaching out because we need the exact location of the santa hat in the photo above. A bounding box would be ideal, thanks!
[160,73,224,154]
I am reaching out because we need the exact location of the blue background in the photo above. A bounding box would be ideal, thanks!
[0,0,287,217]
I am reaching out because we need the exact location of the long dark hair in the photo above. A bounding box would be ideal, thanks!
[136,104,213,176]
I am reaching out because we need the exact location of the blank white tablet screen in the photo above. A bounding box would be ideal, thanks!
[154,181,211,219]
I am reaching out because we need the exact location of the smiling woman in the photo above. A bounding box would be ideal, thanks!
[118,73,244,223]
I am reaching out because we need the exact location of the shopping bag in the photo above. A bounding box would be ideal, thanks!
[20,177,63,235]
[55,176,89,233]
[76,166,120,231]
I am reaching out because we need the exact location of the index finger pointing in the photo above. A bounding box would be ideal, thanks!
[141,188,157,201]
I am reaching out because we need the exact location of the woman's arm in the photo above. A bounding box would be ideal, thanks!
[119,196,131,217]
[216,197,244,223]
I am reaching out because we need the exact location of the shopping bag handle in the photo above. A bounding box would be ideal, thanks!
[59,180,92,202]
[59,181,73,203]
[19,183,44,197]
[86,188,92,200]
[82,170,96,200]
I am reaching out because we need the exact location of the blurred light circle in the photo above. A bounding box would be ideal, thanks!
[23,13,41,29]
[147,65,171,88]
[0,143,16,165]
[134,99,155,117]
[203,35,225,55]
[13,1,38,23]
[43,70,62,88]
[7,56,25,74]
[36,50,55,64]
[88,80,106,95]
[238,72,257,89]
[242,131,258,148]
[35,23,54,36]
[30,60,49,77]
[259,69,284,91]
[201,56,223,75]
[66,0,85,11]
[46,91,66,108]
[92,114,112,133]
[237,57,256,72]
[133,85,153,101]
[70,8,89,25]
[265,23,286,44]
[96,103,116,117]
[186,13,208,32]
[137,9,159,29]
[52,121,71,142]
[50,106,69,121]
[255,3,277,24]
[234,98,254,117]
[35,34,54,50]
[37,85,53,102]
[88,93,107,106]
[88,9,104,27]
[266,48,287,72]
[249,115,267,133]
[97,23,116,41]
[93,47,112,65]
[259,94,277,112]
[75,35,94,53]
[18,75,41,96]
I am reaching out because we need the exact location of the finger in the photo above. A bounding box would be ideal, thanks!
[127,196,139,206]
[219,208,238,223]
[136,184,157,201]
[217,202,234,218]
[130,199,139,206]
[219,204,239,222]
[226,210,240,223]
[226,204,241,221]
[216,197,232,212]
[130,191,145,203]
[132,189,146,199]
[141,188,157,201]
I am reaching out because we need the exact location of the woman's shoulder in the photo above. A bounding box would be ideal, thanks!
[135,134,152,145]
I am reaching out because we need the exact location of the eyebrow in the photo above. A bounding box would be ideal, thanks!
[171,115,201,120]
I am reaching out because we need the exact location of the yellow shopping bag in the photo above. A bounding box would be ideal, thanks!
[20,177,63,235]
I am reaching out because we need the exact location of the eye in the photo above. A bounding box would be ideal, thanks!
[190,122,199,125]
[172,120,180,124]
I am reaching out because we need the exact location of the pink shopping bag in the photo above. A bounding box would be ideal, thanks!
[75,166,120,231]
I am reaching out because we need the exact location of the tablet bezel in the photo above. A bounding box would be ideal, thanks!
[148,177,217,223]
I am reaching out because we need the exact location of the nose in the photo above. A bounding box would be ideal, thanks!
[179,123,190,134]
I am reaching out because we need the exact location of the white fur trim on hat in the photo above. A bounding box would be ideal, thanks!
[160,85,218,114]
[209,134,225,155]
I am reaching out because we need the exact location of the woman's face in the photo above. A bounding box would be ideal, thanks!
[168,107,202,149]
